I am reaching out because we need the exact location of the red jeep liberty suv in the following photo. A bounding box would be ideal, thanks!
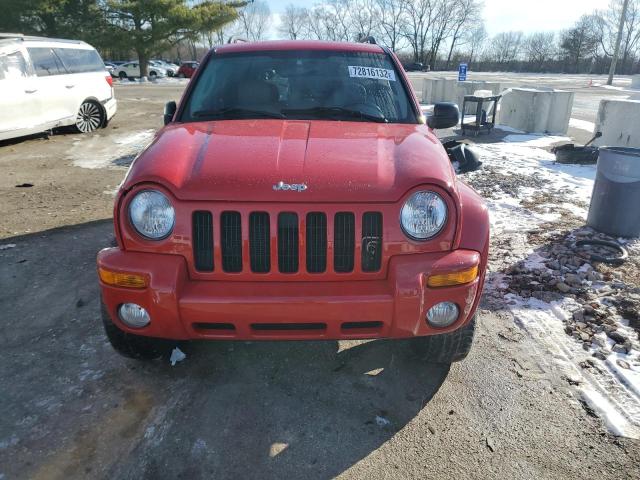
[97,40,489,363]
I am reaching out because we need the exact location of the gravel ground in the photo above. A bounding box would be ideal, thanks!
[1,80,639,479]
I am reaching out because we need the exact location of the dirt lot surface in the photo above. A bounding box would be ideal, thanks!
[0,83,182,239]
[1,81,639,479]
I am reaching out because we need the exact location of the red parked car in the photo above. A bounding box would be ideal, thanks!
[176,61,199,78]
[97,40,489,364]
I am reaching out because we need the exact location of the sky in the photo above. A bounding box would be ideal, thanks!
[267,0,609,37]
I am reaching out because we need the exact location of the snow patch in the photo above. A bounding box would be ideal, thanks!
[467,137,640,438]
[503,134,570,148]
[507,295,640,439]
[69,129,155,169]
[569,118,596,133]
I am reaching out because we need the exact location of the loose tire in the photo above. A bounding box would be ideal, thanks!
[410,315,477,364]
[74,100,104,133]
[101,302,167,360]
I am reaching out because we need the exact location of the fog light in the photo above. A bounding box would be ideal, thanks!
[118,303,150,328]
[426,302,459,328]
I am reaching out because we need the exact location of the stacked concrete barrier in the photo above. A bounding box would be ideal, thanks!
[421,78,502,106]
[421,77,448,104]
[497,88,574,134]
[593,99,640,148]
[405,74,425,100]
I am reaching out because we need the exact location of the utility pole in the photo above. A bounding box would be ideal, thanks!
[607,0,630,86]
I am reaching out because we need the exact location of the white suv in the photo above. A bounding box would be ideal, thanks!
[0,34,117,141]
[115,62,168,80]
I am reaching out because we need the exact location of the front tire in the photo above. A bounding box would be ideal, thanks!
[410,315,477,364]
[101,302,167,360]
[74,100,104,133]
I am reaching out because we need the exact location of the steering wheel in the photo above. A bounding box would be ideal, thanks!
[345,102,385,119]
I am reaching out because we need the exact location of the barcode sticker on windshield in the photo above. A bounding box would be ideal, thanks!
[348,66,396,81]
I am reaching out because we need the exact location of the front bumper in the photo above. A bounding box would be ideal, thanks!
[98,248,484,341]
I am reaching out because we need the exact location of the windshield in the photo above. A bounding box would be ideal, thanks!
[180,49,416,124]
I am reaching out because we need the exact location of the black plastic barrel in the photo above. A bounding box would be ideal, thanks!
[587,147,640,237]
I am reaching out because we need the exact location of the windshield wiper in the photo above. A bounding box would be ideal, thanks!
[192,107,285,120]
[282,106,388,123]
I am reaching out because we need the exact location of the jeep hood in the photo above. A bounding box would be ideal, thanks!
[123,120,456,203]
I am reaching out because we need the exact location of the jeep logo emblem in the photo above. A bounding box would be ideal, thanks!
[273,181,308,192]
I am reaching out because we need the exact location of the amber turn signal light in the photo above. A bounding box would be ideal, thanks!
[98,268,148,289]
[427,265,478,288]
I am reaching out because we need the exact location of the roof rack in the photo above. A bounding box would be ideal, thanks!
[0,33,84,44]
[227,36,247,44]
[0,33,24,39]
[358,35,377,45]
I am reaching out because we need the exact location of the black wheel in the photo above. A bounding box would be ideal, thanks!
[118,71,127,80]
[101,302,168,360]
[410,315,477,364]
[149,71,157,78]
[74,100,104,133]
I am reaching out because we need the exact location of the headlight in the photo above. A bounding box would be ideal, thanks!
[129,190,175,239]
[400,191,447,240]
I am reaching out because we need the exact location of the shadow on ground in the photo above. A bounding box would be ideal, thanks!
[0,220,450,479]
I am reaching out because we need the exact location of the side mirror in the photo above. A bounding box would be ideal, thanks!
[164,101,177,125]
[427,102,460,129]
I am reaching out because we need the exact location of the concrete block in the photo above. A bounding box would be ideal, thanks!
[498,88,574,134]
[631,75,640,89]
[421,77,447,103]
[406,75,424,100]
[421,78,502,107]
[593,99,640,148]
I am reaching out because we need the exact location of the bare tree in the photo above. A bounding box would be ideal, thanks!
[304,0,353,41]
[426,0,459,69]
[376,0,407,51]
[237,0,272,41]
[351,0,378,41]
[560,15,601,72]
[465,22,487,66]
[597,0,640,74]
[444,0,482,69]
[489,31,524,67]
[402,0,436,63]
[278,4,309,40]
[523,32,557,70]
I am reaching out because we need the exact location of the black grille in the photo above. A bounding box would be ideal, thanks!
[334,212,355,272]
[193,322,235,331]
[251,323,326,331]
[249,212,270,273]
[306,212,327,273]
[278,212,299,273]
[361,212,382,272]
[221,211,242,273]
[192,210,383,276]
[192,211,214,271]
